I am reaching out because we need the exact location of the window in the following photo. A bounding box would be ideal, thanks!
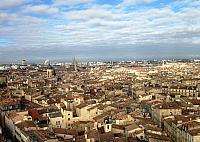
[68,113,70,116]
[107,125,110,129]
[140,136,143,140]
[68,118,70,121]
[56,121,60,125]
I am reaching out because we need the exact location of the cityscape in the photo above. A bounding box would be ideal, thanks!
[0,59,200,142]
[1,0,200,142]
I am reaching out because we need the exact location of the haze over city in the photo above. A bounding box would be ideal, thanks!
[0,0,200,63]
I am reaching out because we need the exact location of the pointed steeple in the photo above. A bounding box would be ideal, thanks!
[72,56,77,71]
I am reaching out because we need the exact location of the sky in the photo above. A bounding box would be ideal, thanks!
[0,0,200,63]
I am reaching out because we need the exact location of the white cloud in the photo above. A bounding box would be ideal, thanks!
[55,24,88,30]
[64,9,110,20]
[1,0,200,55]
[0,12,46,26]
[86,18,129,28]
[22,5,59,15]
[0,0,26,9]
[53,0,94,6]
[63,6,124,21]
[121,0,157,6]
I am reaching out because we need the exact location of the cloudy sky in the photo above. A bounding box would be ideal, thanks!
[0,0,200,63]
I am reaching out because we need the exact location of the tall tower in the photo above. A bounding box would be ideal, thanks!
[162,60,167,66]
[22,59,27,65]
[103,118,112,133]
[72,57,77,71]
[47,66,56,78]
